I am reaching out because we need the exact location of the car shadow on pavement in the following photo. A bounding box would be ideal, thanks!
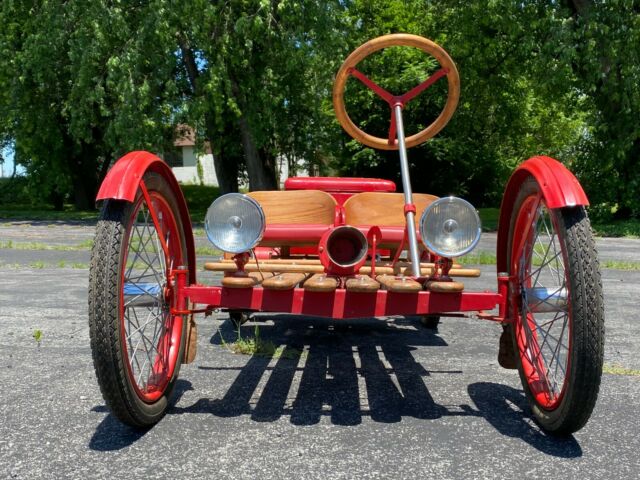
[467,382,582,457]
[88,379,194,452]
[173,316,474,425]
[172,316,583,458]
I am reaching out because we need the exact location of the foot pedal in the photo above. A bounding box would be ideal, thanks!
[377,275,422,293]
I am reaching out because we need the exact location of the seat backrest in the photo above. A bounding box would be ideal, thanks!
[343,192,438,227]
[247,190,337,225]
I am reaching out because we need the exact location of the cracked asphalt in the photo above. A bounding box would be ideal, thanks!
[0,220,639,479]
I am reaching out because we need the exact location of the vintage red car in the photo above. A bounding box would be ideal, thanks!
[88,34,604,435]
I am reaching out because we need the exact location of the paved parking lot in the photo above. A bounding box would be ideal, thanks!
[0,221,639,479]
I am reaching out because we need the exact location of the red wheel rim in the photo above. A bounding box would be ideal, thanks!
[511,195,572,410]
[120,191,184,403]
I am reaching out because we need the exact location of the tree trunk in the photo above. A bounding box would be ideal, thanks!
[71,143,99,211]
[180,35,239,193]
[238,116,277,191]
[206,115,239,193]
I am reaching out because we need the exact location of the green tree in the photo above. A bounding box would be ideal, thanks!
[171,0,347,191]
[0,0,179,209]
[330,0,588,206]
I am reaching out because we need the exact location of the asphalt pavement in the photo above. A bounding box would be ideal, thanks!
[0,221,639,479]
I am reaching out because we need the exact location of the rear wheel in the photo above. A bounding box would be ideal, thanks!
[89,172,189,427]
[507,177,604,434]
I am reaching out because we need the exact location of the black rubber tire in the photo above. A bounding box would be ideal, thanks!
[88,173,189,428]
[506,176,604,435]
[420,315,440,329]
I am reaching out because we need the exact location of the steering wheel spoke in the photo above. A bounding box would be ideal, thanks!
[388,110,398,146]
[349,68,394,104]
[399,67,449,105]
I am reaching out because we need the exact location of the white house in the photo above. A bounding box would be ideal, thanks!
[161,126,218,185]
[163,125,306,187]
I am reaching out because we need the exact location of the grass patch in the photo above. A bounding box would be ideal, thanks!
[220,325,303,360]
[478,207,499,232]
[32,329,43,344]
[478,207,640,239]
[600,260,640,270]
[603,363,640,376]
[1,261,89,269]
[195,245,222,256]
[0,205,98,222]
[0,184,218,224]
[460,251,497,265]
[591,218,640,238]
[181,184,220,221]
[459,252,640,270]
[0,239,94,251]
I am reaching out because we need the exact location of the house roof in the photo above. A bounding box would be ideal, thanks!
[173,124,213,154]
[174,124,196,147]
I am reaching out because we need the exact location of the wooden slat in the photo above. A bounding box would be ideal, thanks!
[377,275,422,293]
[262,273,307,290]
[247,190,337,225]
[222,275,259,288]
[222,258,324,265]
[205,262,481,278]
[207,262,325,274]
[249,272,275,281]
[345,275,380,292]
[304,274,338,292]
[425,280,464,293]
[220,258,462,269]
[344,192,438,227]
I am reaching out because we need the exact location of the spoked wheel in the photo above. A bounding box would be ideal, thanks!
[89,172,190,427]
[507,177,604,434]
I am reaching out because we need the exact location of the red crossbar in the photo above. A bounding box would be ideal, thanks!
[184,285,501,319]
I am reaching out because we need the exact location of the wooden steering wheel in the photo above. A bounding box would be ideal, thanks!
[333,34,460,151]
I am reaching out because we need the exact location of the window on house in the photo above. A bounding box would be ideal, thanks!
[163,148,184,168]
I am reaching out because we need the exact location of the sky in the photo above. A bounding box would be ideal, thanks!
[1,146,25,177]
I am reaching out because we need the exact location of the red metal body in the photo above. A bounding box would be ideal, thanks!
[496,155,588,273]
[97,153,584,323]
[97,151,197,284]
[284,176,396,193]
[284,176,396,206]
[183,285,501,319]
[95,150,513,321]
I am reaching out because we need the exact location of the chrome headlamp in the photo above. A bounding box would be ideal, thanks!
[204,193,265,254]
[419,196,481,258]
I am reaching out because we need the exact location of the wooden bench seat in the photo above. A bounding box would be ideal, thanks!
[247,190,337,247]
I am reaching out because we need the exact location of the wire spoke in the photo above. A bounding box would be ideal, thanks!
[121,192,178,396]
[517,200,571,406]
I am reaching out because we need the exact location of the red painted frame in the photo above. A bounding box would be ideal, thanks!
[97,150,197,285]
[182,284,502,320]
[496,156,588,273]
[97,151,588,324]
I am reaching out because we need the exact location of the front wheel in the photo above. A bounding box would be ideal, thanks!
[507,177,604,435]
[89,172,189,427]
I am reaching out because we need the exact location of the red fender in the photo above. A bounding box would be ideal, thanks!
[97,151,196,284]
[496,155,588,273]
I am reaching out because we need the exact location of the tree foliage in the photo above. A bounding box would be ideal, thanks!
[0,0,638,216]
